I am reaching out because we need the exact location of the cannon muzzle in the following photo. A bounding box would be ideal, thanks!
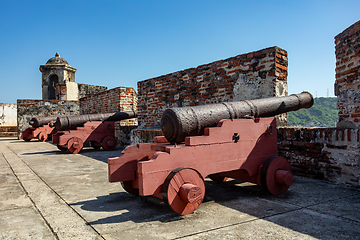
[51,110,137,130]
[161,92,314,143]
[29,116,59,128]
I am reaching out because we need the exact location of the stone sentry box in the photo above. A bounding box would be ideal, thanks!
[40,52,78,100]
[136,46,288,136]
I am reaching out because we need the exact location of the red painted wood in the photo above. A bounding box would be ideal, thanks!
[121,181,139,195]
[179,183,203,203]
[108,143,157,182]
[67,137,83,154]
[162,168,205,215]
[275,170,294,186]
[108,117,293,215]
[53,121,116,153]
[22,121,57,141]
[261,156,292,195]
[102,135,116,151]
[137,118,278,196]
[38,131,47,142]
[154,136,169,143]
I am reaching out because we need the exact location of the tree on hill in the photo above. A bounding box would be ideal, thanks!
[287,97,338,127]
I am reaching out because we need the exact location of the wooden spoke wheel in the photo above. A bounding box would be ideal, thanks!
[67,137,84,154]
[37,131,48,142]
[162,168,205,215]
[57,144,68,152]
[261,156,293,195]
[121,181,139,195]
[208,173,229,183]
[102,136,116,151]
[90,141,102,149]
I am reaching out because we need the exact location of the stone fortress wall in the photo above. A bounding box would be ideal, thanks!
[137,46,288,128]
[17,99,80,138]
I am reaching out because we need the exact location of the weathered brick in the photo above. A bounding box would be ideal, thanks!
[278,126,360,187]
[137,46,288,128]
[335,20,360,128]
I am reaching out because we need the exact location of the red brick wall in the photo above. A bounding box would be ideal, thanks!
[79,87,138,147]
[79,87,138,127]
[278,127,360,186]
[137,46,288,128]
[334,20,360,127]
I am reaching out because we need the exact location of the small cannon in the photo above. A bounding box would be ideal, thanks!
[108,92,313,215]
[21,116,59,142]
[52,111,137,153]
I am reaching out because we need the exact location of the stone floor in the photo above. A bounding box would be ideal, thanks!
[0,137,359,239]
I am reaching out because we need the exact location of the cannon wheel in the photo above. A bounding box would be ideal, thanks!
[90,141,102,149]
[162,167,205,215]
[261,156,293,196]
[208,174,229,183]
[57,144,68,152]
[121,181,139,195]
[102,136,116,151]
[67,137,84,154]
[38,131,48,142]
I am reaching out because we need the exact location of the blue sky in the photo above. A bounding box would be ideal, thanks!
[1,0,359,103]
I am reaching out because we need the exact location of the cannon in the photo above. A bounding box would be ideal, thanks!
[52,111,137,153]
[108,92,313,215]
[50,111,137,130]
[161,92,314,143]
[21,116,59,142]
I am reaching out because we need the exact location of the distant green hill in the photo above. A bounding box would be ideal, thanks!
[287,97,338,127]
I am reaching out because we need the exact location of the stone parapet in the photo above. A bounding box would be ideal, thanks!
[278,127,360,187]
[17,99,80,139]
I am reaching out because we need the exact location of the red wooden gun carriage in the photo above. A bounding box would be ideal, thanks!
[108,92,313,215]
[22,116,58,142]
[51,111,136,154]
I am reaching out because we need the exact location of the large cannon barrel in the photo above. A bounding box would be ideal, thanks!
[161,92,314,144]
[29,116,59,128]
[51,110,137,130]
